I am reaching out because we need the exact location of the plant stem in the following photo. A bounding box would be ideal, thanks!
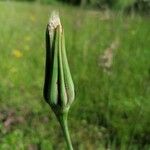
[57,112,73,150]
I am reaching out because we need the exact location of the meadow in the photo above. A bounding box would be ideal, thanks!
[0,1,150,149]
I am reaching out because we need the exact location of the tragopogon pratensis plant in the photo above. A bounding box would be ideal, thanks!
[43,12,75,150]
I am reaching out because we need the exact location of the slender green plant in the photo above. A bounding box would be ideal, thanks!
[43,12,75,150]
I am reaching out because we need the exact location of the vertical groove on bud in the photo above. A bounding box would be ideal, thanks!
[58,27,68,107]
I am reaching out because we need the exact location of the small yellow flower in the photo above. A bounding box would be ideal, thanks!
[12,49,23,58]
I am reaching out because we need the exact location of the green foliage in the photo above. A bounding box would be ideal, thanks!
[84,0,135,8]
[110,0,136,9]
[134,0,150,13]
[0,129,24,150]
[0,0,149,13]
[0,1,150,149]
[39,0,57,4]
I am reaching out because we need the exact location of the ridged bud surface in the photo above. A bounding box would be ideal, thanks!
[43,12,75,113]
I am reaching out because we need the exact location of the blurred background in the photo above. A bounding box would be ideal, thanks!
[0,0,150,149]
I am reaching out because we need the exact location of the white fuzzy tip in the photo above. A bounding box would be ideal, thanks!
[48,11,62,33]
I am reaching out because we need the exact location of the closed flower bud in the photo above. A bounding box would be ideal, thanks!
[43,12,75,150]
[43,12,75,114]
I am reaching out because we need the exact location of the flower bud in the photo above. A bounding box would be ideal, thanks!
[43,12,75,114]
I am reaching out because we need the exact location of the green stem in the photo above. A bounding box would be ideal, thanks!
[57,112,73,150]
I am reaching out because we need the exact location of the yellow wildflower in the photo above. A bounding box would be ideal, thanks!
[12,49,23,58]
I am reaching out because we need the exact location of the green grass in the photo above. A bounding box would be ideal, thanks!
[0,1,150,149]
